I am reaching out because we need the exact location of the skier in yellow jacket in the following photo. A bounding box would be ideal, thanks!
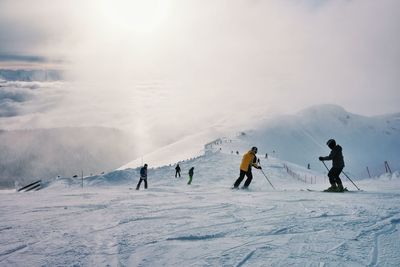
[233,147,262,189]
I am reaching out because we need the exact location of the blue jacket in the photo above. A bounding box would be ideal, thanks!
[140,167,147,179]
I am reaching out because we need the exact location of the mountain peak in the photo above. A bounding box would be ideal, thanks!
[297,104,348,117]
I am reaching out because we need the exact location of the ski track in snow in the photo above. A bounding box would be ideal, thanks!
[2,187,399,266]
[1,152,400,266]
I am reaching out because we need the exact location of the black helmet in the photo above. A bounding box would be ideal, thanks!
[326,139,336,149]
[251,146,258,153]
[144,163,148,168]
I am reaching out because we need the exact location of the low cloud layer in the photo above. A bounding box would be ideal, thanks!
[0,79,66,130]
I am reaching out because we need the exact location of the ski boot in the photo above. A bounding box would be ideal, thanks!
[336,184,344,192]
[324,185,338,192]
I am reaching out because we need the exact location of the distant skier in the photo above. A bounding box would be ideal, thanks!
[175,163,181,178]
[188,167,194,185]
[265,153,268,159]
[233,146,262,189]
[136,163,148,190]
[319,139,345,192]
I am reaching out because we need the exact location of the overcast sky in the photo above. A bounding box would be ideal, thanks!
[0,0,399,146]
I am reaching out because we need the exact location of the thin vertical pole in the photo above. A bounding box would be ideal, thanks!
[384,161,392,174]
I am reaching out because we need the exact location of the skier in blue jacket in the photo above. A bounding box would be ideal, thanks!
[136,164,148,190]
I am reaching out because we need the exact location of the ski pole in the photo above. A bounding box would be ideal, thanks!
[341,171,361,191]
[260,168,275,190]
[321,161,361,191]
[321,161,329,172]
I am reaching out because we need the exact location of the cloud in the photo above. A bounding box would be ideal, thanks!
[0,80,65,119]
[58,0,400,115]
[0,0,399,152]
[0,55,47,63]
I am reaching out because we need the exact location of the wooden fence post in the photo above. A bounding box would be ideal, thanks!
[384,161,392,174]
[366,166,371,178]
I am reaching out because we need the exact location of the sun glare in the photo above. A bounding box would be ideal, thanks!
[99,0,170,34]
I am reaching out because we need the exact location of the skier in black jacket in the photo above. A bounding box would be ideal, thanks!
[188,167,194,185]
[319,139,345,192]
[136,164,148,190]
[175,164,181,178]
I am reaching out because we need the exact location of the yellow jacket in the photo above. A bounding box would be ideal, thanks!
[240,150,259,171]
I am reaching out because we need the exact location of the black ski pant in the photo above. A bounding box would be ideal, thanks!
[234,169,253,188]
[328,167,343,187]
[175,171,181,178]
[136,178,148,189]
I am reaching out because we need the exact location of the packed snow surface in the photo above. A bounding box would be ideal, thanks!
[1,151,399,266]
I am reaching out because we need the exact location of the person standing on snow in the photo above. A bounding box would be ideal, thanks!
[188,167,194,185]
[136,163,148,190]
[319,139,345,192]
[233,146,262,189]
[175,163,181,178]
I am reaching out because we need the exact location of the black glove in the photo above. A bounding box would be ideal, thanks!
[319,156,324,161]
[258,166,262,170]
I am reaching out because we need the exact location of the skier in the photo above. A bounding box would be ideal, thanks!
[175,163,181,178]
[319,139,345,192]
[136,163,148,190]
[188,167,194,185]
[233,146,262,189]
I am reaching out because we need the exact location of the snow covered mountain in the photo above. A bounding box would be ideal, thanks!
[1,103,399,266]
[120,104,400,179]
[2,105,400,266]
[242,104,400,178]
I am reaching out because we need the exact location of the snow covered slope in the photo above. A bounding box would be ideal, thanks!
[1,105,399,266]
[88,151,321,191]
[120,104,399,179]
[1,150,399,266]
[118,130,223,170]
[232,105,400,178]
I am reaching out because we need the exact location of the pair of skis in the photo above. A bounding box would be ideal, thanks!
[304,188,353,193]
[232,168,276,190]
[321,161,362,191]
[302,162,361,192]
[17,180,41,192]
